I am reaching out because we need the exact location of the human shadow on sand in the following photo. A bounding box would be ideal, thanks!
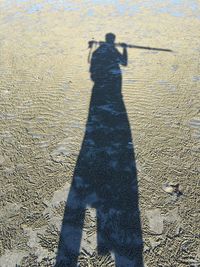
[55,33,144,267]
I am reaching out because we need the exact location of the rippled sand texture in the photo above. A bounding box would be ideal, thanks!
[0,1,200,266]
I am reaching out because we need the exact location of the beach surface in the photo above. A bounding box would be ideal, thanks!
[0,1,199,266]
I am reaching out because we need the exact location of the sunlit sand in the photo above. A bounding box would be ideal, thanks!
[0,1,199,266]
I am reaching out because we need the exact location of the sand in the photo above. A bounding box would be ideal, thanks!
[0,1,199,266]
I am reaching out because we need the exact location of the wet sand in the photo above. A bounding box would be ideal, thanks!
[0,1,199,266]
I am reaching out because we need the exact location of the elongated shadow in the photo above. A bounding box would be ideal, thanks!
[55,34,144,267]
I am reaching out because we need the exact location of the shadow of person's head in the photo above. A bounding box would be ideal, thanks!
[105,33,116,45]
